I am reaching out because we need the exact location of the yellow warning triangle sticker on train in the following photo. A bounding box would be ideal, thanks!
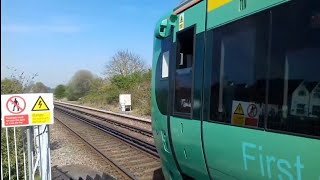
[179,15,184,23]
[234,103,244,115]
[32,96,49,111]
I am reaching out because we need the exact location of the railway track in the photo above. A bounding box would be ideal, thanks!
[54,104,156,154]
[54,103,163,180]
[54,103,152,137]
[54,101,151,130]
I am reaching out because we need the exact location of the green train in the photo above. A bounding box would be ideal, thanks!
[151,0,320,179]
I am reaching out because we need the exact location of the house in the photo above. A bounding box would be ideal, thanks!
[308,82,320,118]
[290,81,310,117]
[290,81,320,118]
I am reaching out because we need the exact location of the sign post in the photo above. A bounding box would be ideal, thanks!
[1,93,54,180]
[27,127,33,180]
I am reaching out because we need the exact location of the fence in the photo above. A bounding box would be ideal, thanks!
[1,125,51,180]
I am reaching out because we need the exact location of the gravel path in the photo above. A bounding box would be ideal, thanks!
[50,119,128,180]
[54,110,162,180]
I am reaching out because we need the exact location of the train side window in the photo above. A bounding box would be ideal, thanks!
[162,51,169,78]
[174,27,194,115]
[267,0,320,137]
[210,11,269,128]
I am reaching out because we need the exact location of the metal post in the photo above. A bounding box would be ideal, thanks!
[6,128,11,180]
[1,154,3,180]
[38,126,43,180]
[23,134,27,179]
[46,125,52,180]
[27,127,33,180]
[13,127,19,180]
[38,125,51,180]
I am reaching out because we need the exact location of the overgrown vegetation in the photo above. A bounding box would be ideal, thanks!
[30,82,49,93]
[53,84,66,99]
[1,78,24,94]
[1,128,25,180]
[65,70,94,101]
[1,69,41,180]
[1,77,25,179]
[54,49,152,117]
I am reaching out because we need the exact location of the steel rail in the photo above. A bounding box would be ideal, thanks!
[54,117,138,180]
[55,108,159,158]
[54,101,151,123]
[55,105,153,137]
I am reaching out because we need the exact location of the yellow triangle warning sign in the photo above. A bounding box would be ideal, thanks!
[234,103,244,115]
[32,96,49,111]
[180,15,183,23]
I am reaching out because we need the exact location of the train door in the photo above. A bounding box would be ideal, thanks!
[202,0,279,179]
[168,1,210,179]
[153,19,186,180]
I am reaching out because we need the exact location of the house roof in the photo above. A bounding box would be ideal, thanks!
[288,80,304,94]
[268,79,303,104]
[305,81,319,92]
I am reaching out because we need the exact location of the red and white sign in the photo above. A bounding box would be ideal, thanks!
[232,101,260,127]
[247,104,257,118]
[1,93,54,127]
[6,96,26,114]
[4,115,29,126]
[245,103,258,126]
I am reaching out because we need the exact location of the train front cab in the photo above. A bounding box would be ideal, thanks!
[152,1,209,179]
[152,0,320,179]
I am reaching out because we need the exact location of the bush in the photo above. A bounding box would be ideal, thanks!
[68,50,152,116]
[54,84,66,99]
[1,128,25,180]
[1,75,30,179]
[65,70,94,101]
[80,70,151,116]
[1,78,24,94]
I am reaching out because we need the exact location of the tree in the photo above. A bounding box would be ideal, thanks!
[24,81,35,93]
[66,70,94,100]
[30,82,49,93]
[4,66,39,92]
[110,72,145,90]
[104,49,147,78]
[54,84,66,99]
[1,78,24,94]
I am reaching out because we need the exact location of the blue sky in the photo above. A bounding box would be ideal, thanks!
[1,0,177,88]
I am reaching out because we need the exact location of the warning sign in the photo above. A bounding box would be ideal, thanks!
[32,96,49,111]
[4,115,29,126]
[1,93,54,128]
[232,103,245,126]
[234,104,244,115]
[32,112,51,124]
[231,101,260,127]
[245,103,259,127]
[179,13,184,31]
[247,104,257,117]
[6,96,26,114]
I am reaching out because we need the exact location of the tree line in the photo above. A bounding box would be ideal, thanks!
[53,49,152,116]
[1,49,151,114]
